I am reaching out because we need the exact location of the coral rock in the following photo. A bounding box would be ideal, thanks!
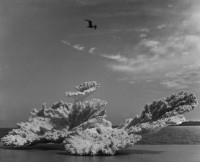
[118,91,198,135]
[64,126,141,155]
[1,98,108,147]
[1,81,198,156]
[65,81,100,101]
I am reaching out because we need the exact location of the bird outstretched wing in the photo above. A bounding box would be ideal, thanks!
[84,19,93,26]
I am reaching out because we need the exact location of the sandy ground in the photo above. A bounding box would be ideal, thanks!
[0,143,200,162]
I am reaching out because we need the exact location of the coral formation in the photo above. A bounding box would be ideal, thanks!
[2,99,108,147]
[1,81,198,155]
[65,81,100,101]
[118,92,198,135]
[64,126,141,155]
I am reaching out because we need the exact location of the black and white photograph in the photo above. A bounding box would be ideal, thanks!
[0,0,200,161]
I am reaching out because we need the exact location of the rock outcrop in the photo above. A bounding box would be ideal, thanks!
[1,81,198,155]
[1,81,108,147]
[64,126,141,155]
[118,92,198,135]
[65,81,100,102]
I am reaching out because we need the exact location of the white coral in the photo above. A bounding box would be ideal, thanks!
[65,81,100,102]
[118,91,198,135]
[1,98,108,147]
[64,126,141,155]
[1,82,198,156]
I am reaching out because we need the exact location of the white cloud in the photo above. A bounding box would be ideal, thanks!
[139,28,149,38]
[160,80,189,89]
[101,53,129,63]
[88,47,96,54]
[61,40,84,51]
[106,34,200,89]
[61,40,70,45]
[61,40,98,55]
[140,39,159,48]
[104,6,200,89]
[157,24,166,29]
[161,64,200,89]
[73,44,85,51]
[140,28,149,33]
[139,33,147,38]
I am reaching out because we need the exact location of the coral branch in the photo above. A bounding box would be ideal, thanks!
[118,92,198,135]
[1,98,108,147]
[1,81,198,156]
[64,126,141,155]
[65,81,100,102]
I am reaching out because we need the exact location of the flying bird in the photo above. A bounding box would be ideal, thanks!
[84,19,97,29]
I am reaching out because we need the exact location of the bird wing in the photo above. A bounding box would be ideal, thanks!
[84,19,93,26]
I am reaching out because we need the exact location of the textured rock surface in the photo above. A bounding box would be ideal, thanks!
[65,81,100,102]
[1,81,198,155]
[1,81,107,147]
[64,126,141,155]
[118,92,198,135]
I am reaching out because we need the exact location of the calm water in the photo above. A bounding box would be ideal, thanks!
[1,127,200,162]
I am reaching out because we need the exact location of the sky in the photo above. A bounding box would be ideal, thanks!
[0,0,200,127]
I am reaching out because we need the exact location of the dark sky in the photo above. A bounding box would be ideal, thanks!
[0,0,200,127]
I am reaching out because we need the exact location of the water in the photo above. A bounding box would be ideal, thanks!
[1,127,200,162]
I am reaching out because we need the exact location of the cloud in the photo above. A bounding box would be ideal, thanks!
[101,53,129,63]
[140,40,159,48]
[160,80,189,89]
[161,65,200,89]
[140,28,150,33]
[73,44,85,51]
[139,33,147,38]
[61,40,85,51]
[139,28,149,38]
[103,3,200,89]
[157,24,166,29]
[61,40,98,55]
[61,40,85,52]
[105,33,200,89]
[88,47,96,54]
[61,40,70,45]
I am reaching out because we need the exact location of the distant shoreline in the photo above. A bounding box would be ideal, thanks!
[113,121,200,128]
[173,121,200,126]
